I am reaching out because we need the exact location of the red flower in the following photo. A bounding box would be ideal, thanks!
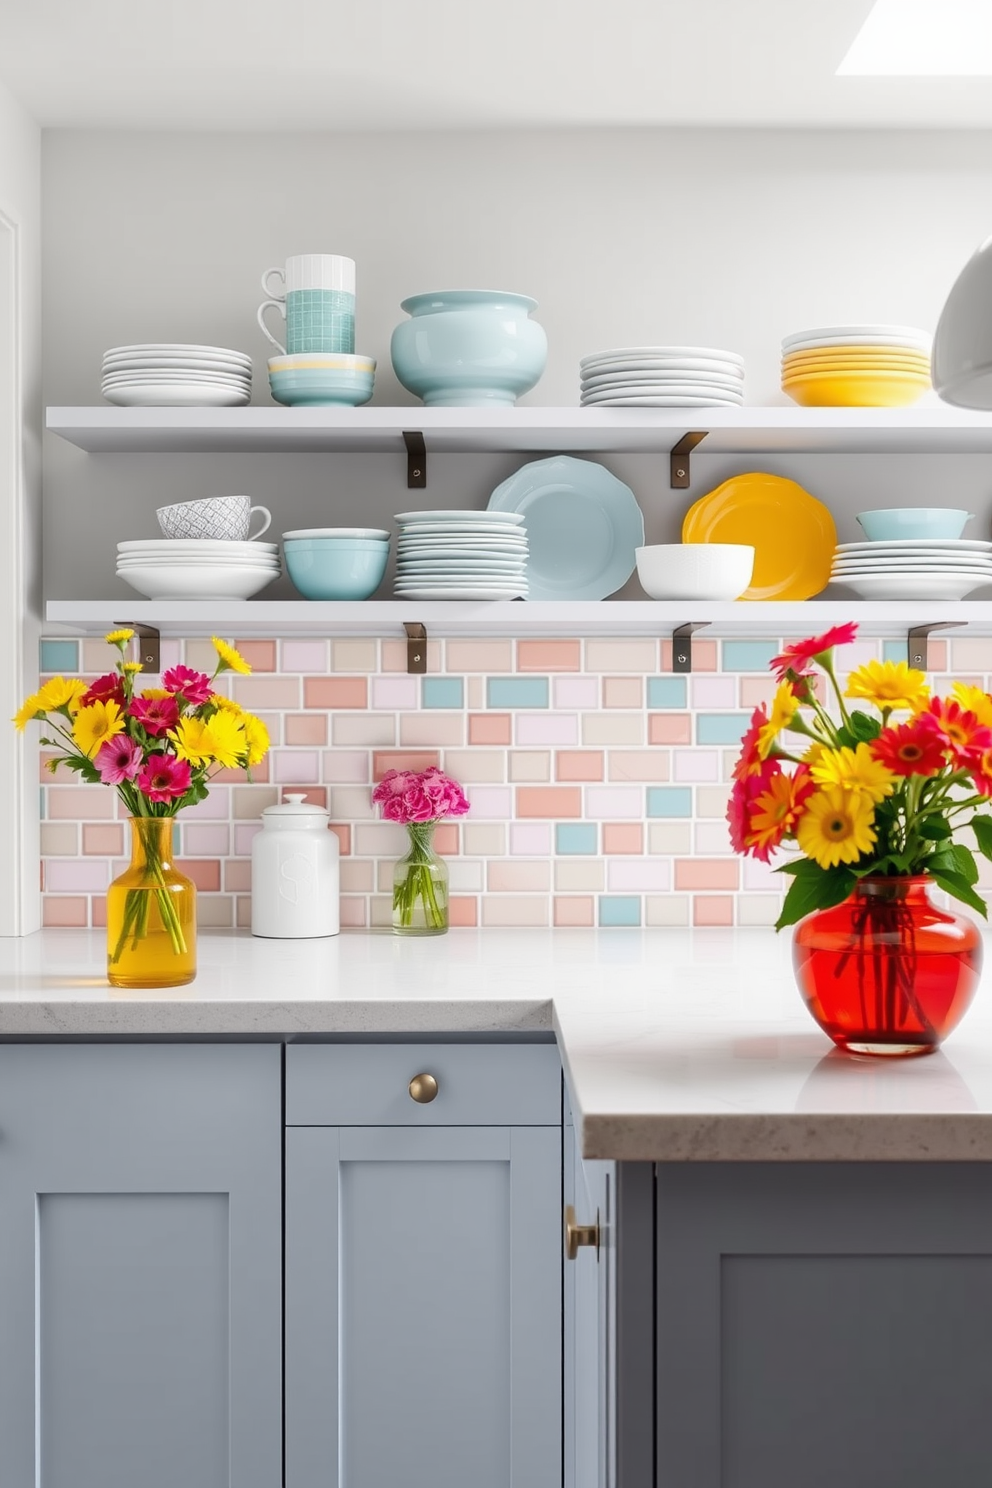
[922,697,992,768]
[743,764,815,862]
[128,694,180,737]
[732,706,769,782]
[771,623,858,681]
[970,749,992,798]
[80,671,125,709]
[870,716,947,777]
[137,753,191,802]
[161,664,212,706]
[727,760,784,858]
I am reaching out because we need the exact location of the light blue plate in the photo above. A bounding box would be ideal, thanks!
[487,455,644,600]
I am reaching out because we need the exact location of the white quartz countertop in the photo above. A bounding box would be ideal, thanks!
[4,926,992,1162]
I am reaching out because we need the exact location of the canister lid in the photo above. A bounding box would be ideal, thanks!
[261,792,330,824]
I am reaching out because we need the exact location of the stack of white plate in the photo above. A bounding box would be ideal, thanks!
[579,346,745,407]
[394,510,529,600]
[116,539,280,600]
[101,344,252,407]
[830,539,992,600]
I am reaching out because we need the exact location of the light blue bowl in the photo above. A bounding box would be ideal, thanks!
[284,541,389,600]
[390,289,547,407]
[283,537,387,553]
[269,368,374,408]
[856,507,975,541]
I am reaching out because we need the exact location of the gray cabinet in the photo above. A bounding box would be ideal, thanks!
[0,1043,282,1488]
[564,1118,614,1488]
[285,1041,562,1488]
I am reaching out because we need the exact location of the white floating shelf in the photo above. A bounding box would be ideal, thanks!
[43,599,992,642]
[45,405,992,456]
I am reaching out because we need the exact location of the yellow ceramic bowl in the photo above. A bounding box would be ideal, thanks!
[782,343,930,365]
[782,353,931,375]
[782,369,930,407]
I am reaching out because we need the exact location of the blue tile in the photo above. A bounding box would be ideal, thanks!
[40,639,78,674]
[882,640,908,664]
[556,822,598,855]
[422,677,464,709]
[487,676,549,709]
[722,641,779,673]
[647,676,687,709]
[696,712,751,745]
[647,787,693,818]
[598,896,642,927]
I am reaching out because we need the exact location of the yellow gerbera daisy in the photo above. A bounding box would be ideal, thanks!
[212,637,251,675]
[846,659,929,713]
[809,743,895,804]
[756,681,798,759]
[796,786,877,869]
[140,688,171,701]
[241,711,270,767]
[104,628,134,646]
[951,682,992,728]
[204,709,247,768]
[122,661,143,675]
[170,716,215,766]
[209,692,243,715]
[72,698,125,759]
[12,692,44,730]
[36,676,87,716]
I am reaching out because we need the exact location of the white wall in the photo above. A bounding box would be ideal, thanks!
[40,127,992,601]
[0,82,41,933]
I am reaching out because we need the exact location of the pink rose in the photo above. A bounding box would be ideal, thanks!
[372,769,415,806]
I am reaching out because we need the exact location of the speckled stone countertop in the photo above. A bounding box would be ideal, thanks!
[2,926,992,1162]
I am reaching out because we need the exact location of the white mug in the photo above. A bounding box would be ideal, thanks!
[157,496,273,542]
[258,254,356,355]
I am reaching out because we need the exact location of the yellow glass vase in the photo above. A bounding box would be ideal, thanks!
[107,818,197,988]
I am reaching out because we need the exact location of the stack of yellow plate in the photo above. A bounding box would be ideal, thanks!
[781,325,932,407]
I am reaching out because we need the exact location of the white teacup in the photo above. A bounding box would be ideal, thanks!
[157,496,273,542]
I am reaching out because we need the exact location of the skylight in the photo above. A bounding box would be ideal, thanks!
[837,0,992,75]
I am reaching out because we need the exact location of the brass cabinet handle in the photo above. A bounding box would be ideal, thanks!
[564,1204,600,1260]
[408,1072,439,1104]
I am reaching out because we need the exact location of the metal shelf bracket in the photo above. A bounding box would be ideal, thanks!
[672,622,710,674]
[404,621,428,674]
[403,430,427,489]
[670,432,708,489]
[117,622,161,672]
[907,621,965,671]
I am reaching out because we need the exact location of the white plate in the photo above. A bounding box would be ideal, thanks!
[119,538,279,554]
[394,587,528,600]
[117,566,278,600]
[104,342,252,362]
[578,357,744,379]
[782,326,931,350]
[103,384,251,407]
[398,560,527,572]
[103,358,252,377]
[832,553,992,568]
[581,370,744,391]
[835,539,992,554]
[102,373,250,389]
[832,572,989,600]
[395,510,525,525]
[581,346,745,368]
[397,529,528,542]
[580,394,744,408]
[117,557,280,570]
[832,564,992,578]
[581,382,744,402]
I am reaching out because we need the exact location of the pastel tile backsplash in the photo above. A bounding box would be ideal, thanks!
[36,630,969,931]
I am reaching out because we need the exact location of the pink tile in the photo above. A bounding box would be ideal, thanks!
[510,822,552,855]
[554,896,594,927]
[225,860,253,892]
[480,896,549,926]
[232,676,300,710]
[691,675,737,708]
[282,639,328,672]
[585,786,643,819]
[489,860,551,892]
[233,639,276,672]
[694,821,734,855]
[673,751,721,782]
[433,823,460,855]
[210,758,270,785]
[272,751,320,783]
[339,897,368,927]
[693,895,735,926]
[648,714,692,745]
[43,897,88,927]
[553,676,599,709]
[372,750,439,780]
[181,823,231,856]
[603,823,643,854]
[603,676,642,708]
[322,751,370,783]
[371,675,419,710]
[517,639,581,672]
[178,858,221,891]
[285,713,328,746]
[234,823,263,855]
[609,751,670,782]
[516,713,578,746]
[46,859,110,892]
[465,786,513,819]
[607,859,671,891]
[328,823,352,854]
[556,750,604,782]
[179,787,231,820]
[158,639,182,671]
[660,638,718,672]
[305,676,368,709]
[449,897,479,927]
[516,786,582,819]
[91,896,107,927]
[743,856,784,890]
[675,859,740,891]
[446,640,513,673]
[82,823,123,856]
[469,713,512,745]
[47,787,114,820]
[739,677,777,708]
[287,787,327,808]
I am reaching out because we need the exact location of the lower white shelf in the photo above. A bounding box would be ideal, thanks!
[43,598,992,642]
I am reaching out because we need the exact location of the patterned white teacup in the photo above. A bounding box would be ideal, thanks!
[257,253,356,356]
[157,496,273,542]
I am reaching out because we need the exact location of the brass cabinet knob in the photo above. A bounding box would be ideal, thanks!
[564,1204,600,1260]
[408,1072,439,1104]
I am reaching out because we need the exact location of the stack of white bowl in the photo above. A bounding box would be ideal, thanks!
[395,510,529,601]
[579,347,745,407]
[116,540,280,600]
[101,344,252,407]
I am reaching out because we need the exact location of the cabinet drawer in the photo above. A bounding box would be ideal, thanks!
[286,1042,561,1126]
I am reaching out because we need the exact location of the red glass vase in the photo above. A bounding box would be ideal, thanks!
[792,876,982,1057]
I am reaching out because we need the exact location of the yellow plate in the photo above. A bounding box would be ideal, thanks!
[782,371,929,407]
[782,345,930,368]
[783,353,930,373]
[681,473,835,601]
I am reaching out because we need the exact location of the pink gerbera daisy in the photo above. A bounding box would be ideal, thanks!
[94,734,144,784]
[128,694,180,737]
[137,753,191,803]
[771,623,858,681]
[161,664,213,707]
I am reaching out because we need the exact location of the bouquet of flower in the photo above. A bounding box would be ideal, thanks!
[16,630,268,964]
[372,767,470,933]
[728,622,992,929]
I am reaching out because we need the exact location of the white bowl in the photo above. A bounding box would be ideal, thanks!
[635,543,755,600]
[117,563,279,600]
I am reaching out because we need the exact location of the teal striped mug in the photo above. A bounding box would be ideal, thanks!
[257,253,355,355]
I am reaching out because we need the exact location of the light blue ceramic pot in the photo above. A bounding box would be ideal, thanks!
[856,507,974,541]
[390,290,548,407]
[283,540,389,600]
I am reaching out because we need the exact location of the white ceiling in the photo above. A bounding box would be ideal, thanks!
[3,0,992,130]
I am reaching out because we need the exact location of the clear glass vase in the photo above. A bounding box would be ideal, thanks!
[107,818,197,988]
[392,822,449,936]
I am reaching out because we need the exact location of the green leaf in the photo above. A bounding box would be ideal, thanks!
[929,843,980,885]
[972,815,992,860]
[928,867,988,919]
[918,816,952,841]
[775,863,855,931]
[774,857,811,878]
[846,710,882,744]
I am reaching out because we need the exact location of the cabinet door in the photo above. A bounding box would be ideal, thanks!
[656,1162,992,1488]
[0,1043,282,1488]
[564,1122,615,1488]
[286,1124,561,1488]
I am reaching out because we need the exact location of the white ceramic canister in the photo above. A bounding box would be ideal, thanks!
[251,794,340,938]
